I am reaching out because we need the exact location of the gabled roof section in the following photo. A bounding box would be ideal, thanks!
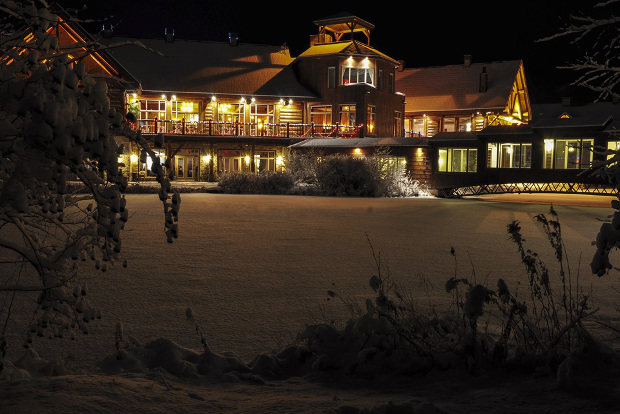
[531,102,619,130]
[297,41,399,64]
[99,36,316,98]
[6,4,136,85]
[395,60,525,114]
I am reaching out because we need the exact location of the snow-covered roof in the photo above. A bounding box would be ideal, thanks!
[395,60,523,113]
[289,137,427,148]
[297,41,399,64]
[531,102,620,131]
[99,37,317,98]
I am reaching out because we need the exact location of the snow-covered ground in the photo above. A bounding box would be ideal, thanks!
[1,193,619,413]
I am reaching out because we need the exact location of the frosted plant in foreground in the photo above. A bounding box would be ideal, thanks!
[0,0,180,376]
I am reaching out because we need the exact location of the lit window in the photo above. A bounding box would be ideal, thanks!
[367,105,376,135]
[442,117,456,132]
[250,104,275,136]
[254,151,276,172]
[339,104,356,127]
[607,141,620,163]
[487,143,531,168]
[411,117,425,136]
[139,99,166,133]
[172,100,199,122]
[341,57,375,86]
[438,148,477,172]
[218,102,246,135]
[543,138,593,169]
[311,105,332,125]
[458,116,472,132]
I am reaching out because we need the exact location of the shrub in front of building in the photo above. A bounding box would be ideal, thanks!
[217,171,295,194]
[316,155,381,197]
[284,149,323,185]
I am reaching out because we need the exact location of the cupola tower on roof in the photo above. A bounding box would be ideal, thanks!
[310,12,374,46]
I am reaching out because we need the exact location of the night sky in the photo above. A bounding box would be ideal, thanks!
[58,0,599,103]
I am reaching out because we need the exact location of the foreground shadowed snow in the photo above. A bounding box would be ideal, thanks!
[1,193,619,413]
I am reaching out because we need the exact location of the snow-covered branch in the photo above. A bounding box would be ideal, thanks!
[538,0,619,101]
[0,0,181,366]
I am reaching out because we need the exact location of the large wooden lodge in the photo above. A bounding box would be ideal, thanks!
[28,8,620,195]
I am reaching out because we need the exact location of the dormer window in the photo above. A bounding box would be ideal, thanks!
[342,57,375,86]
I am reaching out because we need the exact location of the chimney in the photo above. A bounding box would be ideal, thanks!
[102,23,113,38]
[229,32,238,46]
[464,54,472,67]
[479,67,488,93]
[165,27,174,42]
[397,60,405,72]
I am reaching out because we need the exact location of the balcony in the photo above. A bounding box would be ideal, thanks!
[134,119,364,139]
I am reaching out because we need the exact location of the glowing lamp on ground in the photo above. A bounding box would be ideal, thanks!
[244,155,251,164]
[130,154,138,163]
[202,155,211,164]
[353,148,362,155]
[276,156,284,166]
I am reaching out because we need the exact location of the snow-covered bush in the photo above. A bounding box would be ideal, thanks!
[0,0,179,375]
[316,155,381,197]
[283,148,323,184]
[297,150,428,198]
[217,170,295,194]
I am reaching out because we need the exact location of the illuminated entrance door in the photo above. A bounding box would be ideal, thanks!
[218,150,245,173]
[174,149,199,180]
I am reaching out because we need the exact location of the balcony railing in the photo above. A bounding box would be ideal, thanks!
[134,119,364,138]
